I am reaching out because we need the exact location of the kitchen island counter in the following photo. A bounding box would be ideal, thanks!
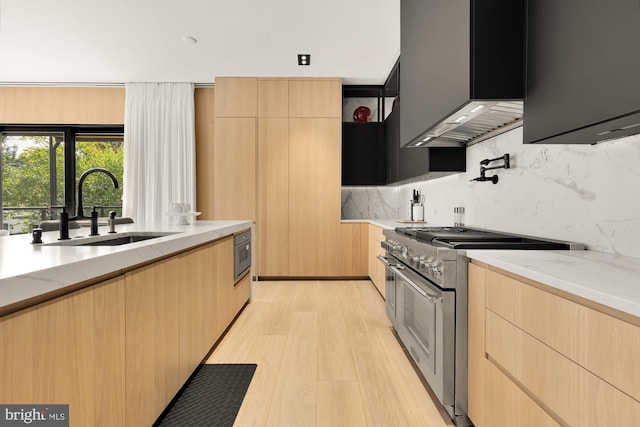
[466,249,640,320]
[0,220,252,315]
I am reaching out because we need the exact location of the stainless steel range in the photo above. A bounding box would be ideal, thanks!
[379,226,583,426]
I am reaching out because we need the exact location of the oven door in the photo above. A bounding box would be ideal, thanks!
[377,255,398,328]
[392,264,455,407]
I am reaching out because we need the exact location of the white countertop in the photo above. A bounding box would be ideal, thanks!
[466,249,640,319]
[0,220,252,315]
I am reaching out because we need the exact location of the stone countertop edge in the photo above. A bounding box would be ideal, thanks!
[0,220,252,315]
[466,249,640,320]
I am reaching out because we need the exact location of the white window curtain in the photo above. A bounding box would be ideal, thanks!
[123,82,196,224]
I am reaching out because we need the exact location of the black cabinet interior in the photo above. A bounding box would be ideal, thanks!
[524,0,640,144]
[342,122,386,185]
[341,85,387,185]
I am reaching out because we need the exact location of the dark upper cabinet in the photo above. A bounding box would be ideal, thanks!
[385,106,400,183]
[386,104,466,183]
[524,0,640,144]
[342,122,386,185]
[341,86,387,185]
[400,0,525,147]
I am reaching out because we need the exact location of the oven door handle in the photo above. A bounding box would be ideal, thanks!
[377,255,398,267]
[391,265,444,304]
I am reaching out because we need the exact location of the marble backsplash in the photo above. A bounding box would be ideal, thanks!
[341,186,398,219]
[342,127,640,258]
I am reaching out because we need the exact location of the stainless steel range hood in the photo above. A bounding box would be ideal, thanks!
[407,100,523,147]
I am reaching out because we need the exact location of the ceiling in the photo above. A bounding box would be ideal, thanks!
[0,0,400,86]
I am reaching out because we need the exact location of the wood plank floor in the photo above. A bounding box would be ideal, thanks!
[206,280,454,427]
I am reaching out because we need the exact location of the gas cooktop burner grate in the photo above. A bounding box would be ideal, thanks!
[393,226,577,250]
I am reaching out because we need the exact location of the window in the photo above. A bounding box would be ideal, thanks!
[0,125,124,234]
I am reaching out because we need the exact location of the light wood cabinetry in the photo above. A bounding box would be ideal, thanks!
[469,261,640,427]
[0,277,126,427]
[288,117,341,276]
[0,86,125,124]
[487,309,640,426]
[214,77,258,117]
[257,117,289,276]
[485,269,640,403]
[258,78,289,117]
[0,233,248,427]
[484,361,561,427]
[213,118,257,221]
[216,76,355,278]
[467,262,486,427]
[289,79,342,118]
[178,244,219,383]
[340,223,369,276]
[254,77,348,277]
[368,224,386,296]
[215,236,236,334]
[125,259,181,427]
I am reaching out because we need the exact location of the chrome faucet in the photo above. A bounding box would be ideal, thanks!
[75,168,119,219]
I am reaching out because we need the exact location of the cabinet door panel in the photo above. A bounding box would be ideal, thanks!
[214,118,257,220]
[486,310,640,427]
[289,79,341,118]
[340,223,368,276]
[288,117,341,276]
[0,278,126,427]
[485,361,560,427]
[216,236,236,336]
[258,118,289,276]
[125,261,180,427]
[215,77,257,117]
[467,262,486,427]
[368,224,386,295]
[486,269,640,402]
[258,78,289,117]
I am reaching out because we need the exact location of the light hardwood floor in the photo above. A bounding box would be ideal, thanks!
[206,280,454,427]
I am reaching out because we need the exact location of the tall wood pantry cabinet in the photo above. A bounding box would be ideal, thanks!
[202,77,367,278]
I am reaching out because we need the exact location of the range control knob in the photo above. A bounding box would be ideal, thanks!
[432,260,444,277]
[402,245,409,259]
[418,256,427,270]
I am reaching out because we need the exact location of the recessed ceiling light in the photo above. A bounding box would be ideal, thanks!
[182,36,198,45]
[298,54,311,66]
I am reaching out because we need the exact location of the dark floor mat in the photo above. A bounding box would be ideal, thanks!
[154,363,257,427]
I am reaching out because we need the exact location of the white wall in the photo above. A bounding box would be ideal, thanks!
[342,127,640,257]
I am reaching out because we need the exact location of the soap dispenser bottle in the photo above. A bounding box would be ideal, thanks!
[59,206,70,240]
[89,206,100,236]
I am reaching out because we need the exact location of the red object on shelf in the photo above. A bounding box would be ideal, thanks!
[353,106,371,122]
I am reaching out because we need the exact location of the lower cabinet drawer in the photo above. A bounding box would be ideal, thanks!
[486,310,640,427]
[485,360,561,427]
[486,269,640,402]
[234,273,251,313]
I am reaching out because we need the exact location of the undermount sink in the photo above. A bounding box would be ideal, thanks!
[44,232,179,247]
